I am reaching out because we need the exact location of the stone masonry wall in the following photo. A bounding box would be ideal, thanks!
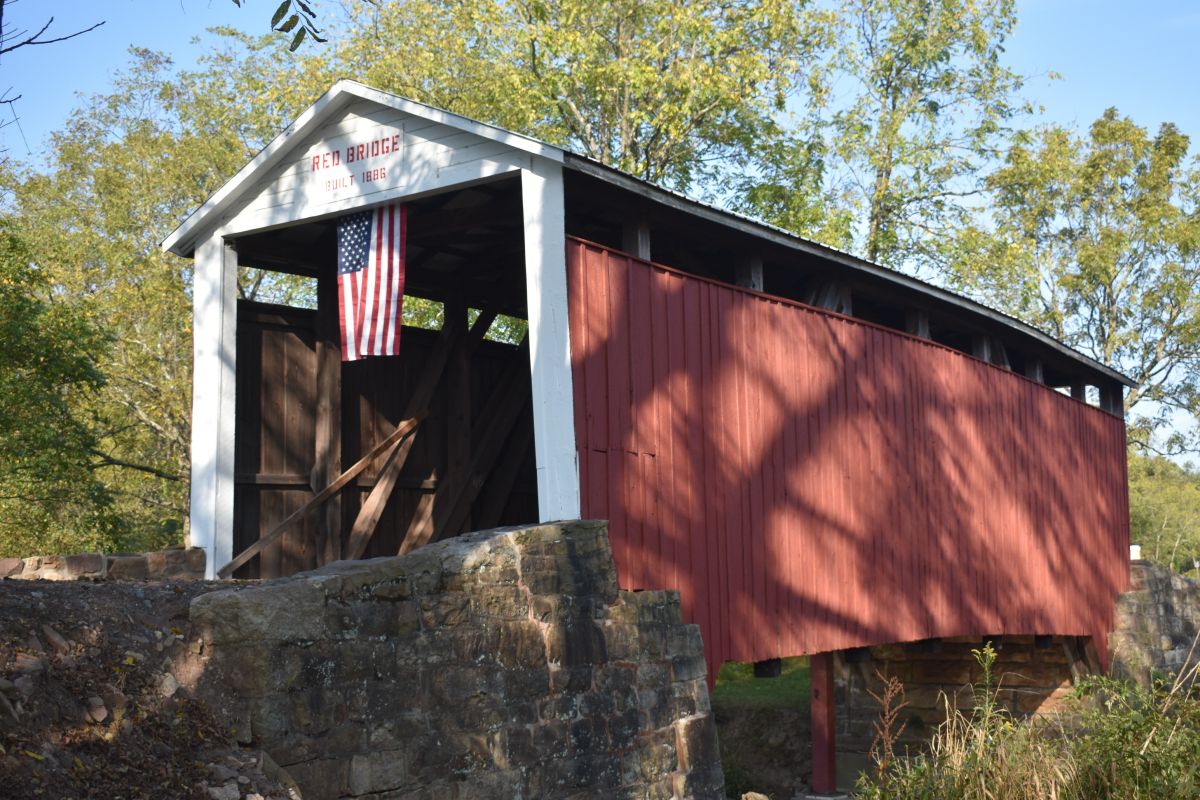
[1110,560,1200,686]
[183,521,723,800]
[0,547,206,582]
[835,635,1095,753]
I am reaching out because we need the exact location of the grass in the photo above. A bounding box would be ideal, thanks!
[711,656,811,711]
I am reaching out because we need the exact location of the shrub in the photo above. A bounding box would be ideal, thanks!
[856,643,1200,800]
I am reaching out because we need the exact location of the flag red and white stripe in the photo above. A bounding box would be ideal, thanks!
[336,203,406,361]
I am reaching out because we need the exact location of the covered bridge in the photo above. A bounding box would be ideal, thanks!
[164,81,1131,793]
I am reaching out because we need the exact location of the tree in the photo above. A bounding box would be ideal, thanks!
[313,0,809,192]
[0,221,115,557]
[942,110,1200,451]
[1,50,255,546]
[744,0,1027,267]
[1128,453,1200,574]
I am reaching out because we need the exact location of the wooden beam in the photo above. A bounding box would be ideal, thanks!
[312,270,343,565]
[807,281,852,315]
[810,651,838,794]
[343,428,421,560]
[399,340,530,554]
[439,390,530,542]
[342,309,499,560]
[445,300,472,532]
[218,416,421,578]
[475,413,534,530]
[1071,382,1087,401]
[735,255,764,292]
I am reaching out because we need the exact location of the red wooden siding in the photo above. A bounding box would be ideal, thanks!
[566,238,1130,678]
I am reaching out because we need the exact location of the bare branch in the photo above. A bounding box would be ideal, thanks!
[0,15,105,57]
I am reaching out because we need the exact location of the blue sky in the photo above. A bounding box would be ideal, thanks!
[1,0,1197,157]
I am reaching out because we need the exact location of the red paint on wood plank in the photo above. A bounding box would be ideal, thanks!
[565,239,1129,679]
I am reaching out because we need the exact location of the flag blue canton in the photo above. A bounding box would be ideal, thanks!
[338,211,372,275]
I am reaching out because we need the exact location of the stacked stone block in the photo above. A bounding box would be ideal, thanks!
[835,635,1089,752]
[187,520,723,800]
[0,547,206,581]
[1110,560,1200,685]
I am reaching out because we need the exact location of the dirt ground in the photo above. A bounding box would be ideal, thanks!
[0,578,294,800]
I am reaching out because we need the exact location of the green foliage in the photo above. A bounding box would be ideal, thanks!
[0,222,116,556]
[711,657,811,711]
[856,645,1200,800]
[315,0,808,192]
[943,110,1200,450]
[1,50,251,549]
[1128,452,1200,573]
[744,0,1028,266]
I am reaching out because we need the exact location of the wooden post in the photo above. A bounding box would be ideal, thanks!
[1071,382,1087,401]
[522,161,581,522]
[1101,383,1123,415]
[736,255,764,292]
[622,219,651,261]
[972,335,992,363]
[1025,358,1044,384]
[312,270,343,565]
[810,651,838,795]
[190,235,238,579]
[905,310,930,339]
[444,299,471,532]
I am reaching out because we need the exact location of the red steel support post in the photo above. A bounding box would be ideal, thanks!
[810,651,837,794]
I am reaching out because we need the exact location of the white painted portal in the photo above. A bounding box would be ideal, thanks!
[170,83,581,576]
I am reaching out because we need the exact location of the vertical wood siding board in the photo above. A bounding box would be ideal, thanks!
[681,277,710,657]
[836,323,857,644]
[713,286,733,660]
[663,273,685,594]
[768,304,786,655]
[566,243,588,456]
[713,285,733,662]
[649,268,670,585]
[585,248,610,451]
[816,316,836,649]
[262,330,285,476]
[892,332,912,638]
[986,365,1001,630]
[1014,381,1030,633]
[914,339,937,633]
[851,326,869,641]
[781,310,800,653]
[797,308,815,651]
[746,297,763,657]
[626,258,647,583]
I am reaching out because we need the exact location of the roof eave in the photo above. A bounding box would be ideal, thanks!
[562,154,1136,389]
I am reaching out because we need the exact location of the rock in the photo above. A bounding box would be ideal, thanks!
[206,783,240,800]
[13,675,34,695]
[105,555,149,581]
[209,763,239,783]
[86,702,109,724]
[159,672,179,697]
[13,653,44,673]
[100,684,128,714]
[65,553,105,580]
[742,794,770,800]
[41,625,71,656]
[0,557,22,578]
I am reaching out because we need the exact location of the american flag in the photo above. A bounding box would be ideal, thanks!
[337,203,406,361]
